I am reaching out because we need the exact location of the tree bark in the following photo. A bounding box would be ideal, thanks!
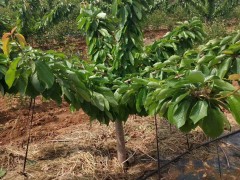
[115,120,127,167]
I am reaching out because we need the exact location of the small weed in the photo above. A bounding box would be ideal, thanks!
[0,168,6,178]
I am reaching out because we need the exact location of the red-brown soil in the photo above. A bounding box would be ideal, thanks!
[0,97,89,146]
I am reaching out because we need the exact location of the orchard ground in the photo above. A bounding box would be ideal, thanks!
[0,29,240,180]
[1,94,240,180]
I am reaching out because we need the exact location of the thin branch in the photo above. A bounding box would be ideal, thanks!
[22,98,35,176]
[154,114,161,180]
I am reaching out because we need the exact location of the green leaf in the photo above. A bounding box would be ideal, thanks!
[92,92,105,111]
[16,72,30,95]
[78,17,87,29]
[228,43,240,53]
[129,51,134,65]
[96,87,118,107]
[159,100,169,117]
[98,28,110,37]
[5,58,21,88]
[174,91,190,104]
[42,82,62,105]
[121,89,134,104]
[96,12,107,19]
[180,118,197,133]
[220,36,232,45]
[168,100,191,128]
[217,58,232,79]
[0,65,7,74]
[133,4,142,20]
[186,70,205,83]
[136,88,145,112]
[0,168,6,178]
[213,79,235,91]
[200,107,225,138]
[35,61,54,89]
[115,29,123,41]
[112,0,118,16]
[156,88,175,100]
[233,58,240,74]
[197,55,214,64]
[190,101,208,124]
[227,94,240,124]
[31,73,45,92]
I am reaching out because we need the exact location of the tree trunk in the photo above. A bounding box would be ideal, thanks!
[115,120,127,167]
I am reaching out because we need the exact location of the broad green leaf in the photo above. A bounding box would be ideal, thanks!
[31,73,45,92]
[217,58,232,78]
[68,73,91,102]
[120,6,128,26]
[157,88,175,100]
[168,100,191,128]
[78,17,87,29]
[233,58,240,74]
[232,32,240,44]
[208,54,226,67]
[129,51,134,65]
[5,58,21,88]
[112,0,118,16]
[200,107,225,138]
[115,29,123,41]
[35,61,54,89]
[132,78,148,85]
[98,28,110,37]
[136,88,145,112]
[96,12,106,19]
[197,55,214,64]
[180,118,197,133]
[159,100,169,117]
[97,87,118,107]
[228,43,240,53]
[121,89,134,104]
[220,36,232,45]
[168,55,181,62]
[16,72,29,95]
[174,91,190,104]
[190,101,208,124]
[213,79,235,91]
[42,82,62,105]
[186,70,204,83]
[133,4,142,20]
[147,82,160,88]
[227,95,240,124]
[92,92,105,111]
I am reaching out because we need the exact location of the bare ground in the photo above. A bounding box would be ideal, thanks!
[0,95,239,180]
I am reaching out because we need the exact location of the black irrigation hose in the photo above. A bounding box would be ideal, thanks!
[137,129,240,180]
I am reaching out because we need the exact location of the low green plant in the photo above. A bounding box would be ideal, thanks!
[144,6,191,30]
[204,20,228,40]
[0,168,6,178]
